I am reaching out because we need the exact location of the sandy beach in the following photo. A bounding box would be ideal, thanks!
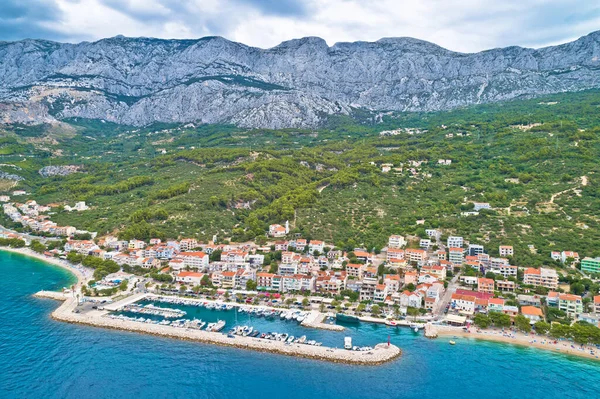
[0,246,91,286]
[436,325,600,361]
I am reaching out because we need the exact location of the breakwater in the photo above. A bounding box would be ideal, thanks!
[44,294,401,366]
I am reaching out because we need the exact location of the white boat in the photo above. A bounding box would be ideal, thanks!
[298,335,307,344]
[344,336,352,350]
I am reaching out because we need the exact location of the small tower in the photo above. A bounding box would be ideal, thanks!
[285,220,289,234]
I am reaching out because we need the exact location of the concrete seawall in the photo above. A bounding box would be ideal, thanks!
[44,294,401,366]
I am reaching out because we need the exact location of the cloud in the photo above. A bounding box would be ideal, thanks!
[1,0,598,53]
[0,0,67,41]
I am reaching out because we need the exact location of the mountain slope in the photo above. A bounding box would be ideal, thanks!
[1,32,599,128]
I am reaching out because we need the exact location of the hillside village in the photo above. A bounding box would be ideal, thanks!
[2,195,600,329]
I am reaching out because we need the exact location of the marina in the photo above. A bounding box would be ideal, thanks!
[46,292,401,365]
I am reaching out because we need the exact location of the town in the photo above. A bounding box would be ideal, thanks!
[2,194,600,337]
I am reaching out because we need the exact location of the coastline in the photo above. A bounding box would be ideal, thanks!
[435,326,600,362]
[0,246,90,287]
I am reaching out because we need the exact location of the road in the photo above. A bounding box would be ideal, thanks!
[433,271,461,318]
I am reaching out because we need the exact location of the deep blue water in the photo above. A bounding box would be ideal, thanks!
[1,250,599,399]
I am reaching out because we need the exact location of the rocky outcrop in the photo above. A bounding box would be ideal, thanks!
[1,32,599,128]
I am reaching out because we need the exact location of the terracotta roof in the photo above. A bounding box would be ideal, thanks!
[524,267,540,275]
[521,306,543,317]
[177,271,204,278]
[488,298,505,305]
[559,294,582,301]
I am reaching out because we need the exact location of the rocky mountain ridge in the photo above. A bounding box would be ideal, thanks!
[0,31,599,128]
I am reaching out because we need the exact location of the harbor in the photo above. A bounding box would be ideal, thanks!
[44,292,402,365]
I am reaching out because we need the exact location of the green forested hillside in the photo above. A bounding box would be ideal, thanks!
[2,90,600,266]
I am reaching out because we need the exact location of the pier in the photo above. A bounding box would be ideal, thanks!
[301,311,345,331]
[41,292,401,366]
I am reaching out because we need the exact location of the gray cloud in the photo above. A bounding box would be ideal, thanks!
[0,0,67,41]
[0,0,597,53]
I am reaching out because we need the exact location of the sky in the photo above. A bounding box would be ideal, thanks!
[1,0,599,52]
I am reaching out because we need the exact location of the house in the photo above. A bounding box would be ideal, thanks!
[373,284,388,302]
[128,239,146,250]
[353,250,372,263]
[175,271,204,285]
[467,244,485,256]
[473,202,491,211]
[388,235,406,249]
[561,251,579,264]
[363,266,378,279]
[219,271,237,289]
[359,278,378,301]
[448,248,464,266]
[387,248,405,262]
[594,295,600,314]
[518,294,542,307]
[546,291,560,307]
[488,298,505,313]
[523,267,558,289]
[398,290,422,308]
[451,294,476,314]
[308,240,324,254]
[558,294,584,317]
[496,280,515,292]
[447,236,463,248]
[0,196,10,202]
[578,313,600,326]
[419,239,432,249]
[499,246,514,257]
[459,275,478,286]
[269,221,289,237]
[403,270,418,286]
[477,278,495,294]
[421,265,446,281]
[256,273,275,290]
[168,259,185,270]
[435,250,447,261]
[179,239,199,251]
[383,274,401,292]
[274,241,289,251]
[503,305,519,322]
[490,264,517,278]
[179,251,209,269]
[345,263,364,279]
[426,229,439,238]
[581,257,600,274]
[405,248,427,263]
[550,251,561,261]
[294,239,307,252]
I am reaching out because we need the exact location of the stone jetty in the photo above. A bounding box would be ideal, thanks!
[40,292,401,366]
[301,311,345,331]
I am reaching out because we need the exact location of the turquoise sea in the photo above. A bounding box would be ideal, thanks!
[1,250,599,398]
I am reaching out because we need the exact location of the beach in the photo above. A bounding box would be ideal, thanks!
[0,246,91,285]
[435,325,600,361]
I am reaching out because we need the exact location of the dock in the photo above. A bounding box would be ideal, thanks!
[301,311,344,331]
[103,293,148,311]
[33,290,73,301]
[39,292,401,366]
[424,322,438,338]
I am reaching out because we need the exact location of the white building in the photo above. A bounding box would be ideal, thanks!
[447,236,463,248]
[388,235,406,249]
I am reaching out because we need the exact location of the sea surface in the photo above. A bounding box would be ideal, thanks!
[1,250,599,399]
